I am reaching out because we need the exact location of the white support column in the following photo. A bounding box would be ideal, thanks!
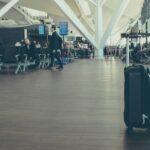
[24,29,28,39]
[95,2,99,43]
[54,0,98,49]
[95,0,104,59]
[99,0,107,6]
[100,0,130,50]
[0,0,20,18]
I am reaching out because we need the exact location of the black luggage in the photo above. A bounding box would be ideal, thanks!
[124,65,150,132]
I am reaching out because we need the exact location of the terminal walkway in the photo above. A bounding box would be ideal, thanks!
[0,58,150,150]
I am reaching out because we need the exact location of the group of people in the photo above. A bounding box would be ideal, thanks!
[73,42,95,59]
[104,46,120,57]
[14,25,63,70]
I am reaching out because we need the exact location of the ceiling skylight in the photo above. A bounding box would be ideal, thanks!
[21,7,48,18]
[75,0,91,16]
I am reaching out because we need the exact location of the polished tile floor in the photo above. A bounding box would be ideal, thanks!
[0,58,150,150]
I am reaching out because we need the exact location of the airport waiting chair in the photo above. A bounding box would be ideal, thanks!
[143,51,150,64]
[20,54,28,73]
[13,54,28,74]
[38,54,47,69]
[15,54,23,74]
[44,54,50,68]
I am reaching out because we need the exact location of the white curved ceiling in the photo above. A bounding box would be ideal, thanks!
[0,0,144,45]
[0,1,31,26]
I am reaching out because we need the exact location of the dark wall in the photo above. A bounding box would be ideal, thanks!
[0,28,24,46]
[0,25,48,47]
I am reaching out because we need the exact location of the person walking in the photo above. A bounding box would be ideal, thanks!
[47,25,63,70]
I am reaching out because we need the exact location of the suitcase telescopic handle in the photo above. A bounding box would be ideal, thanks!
[142,114,149,125]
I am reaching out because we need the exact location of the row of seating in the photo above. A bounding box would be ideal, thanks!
[120,48,150,64]
[134,49,150,64]
[0,46,73,74]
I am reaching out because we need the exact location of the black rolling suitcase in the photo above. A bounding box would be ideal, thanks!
[124,65,150,132]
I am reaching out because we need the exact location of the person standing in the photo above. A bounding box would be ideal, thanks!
[47,25,63,70]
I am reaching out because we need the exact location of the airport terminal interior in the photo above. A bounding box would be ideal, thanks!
[0,0,150,150]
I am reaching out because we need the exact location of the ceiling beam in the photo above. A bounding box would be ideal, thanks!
[87,0,97,6]
[54,0,98,49]
[0,0,20,18]
[99,0,130,49]
[74,0,95,32]
[128,15,141,31]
